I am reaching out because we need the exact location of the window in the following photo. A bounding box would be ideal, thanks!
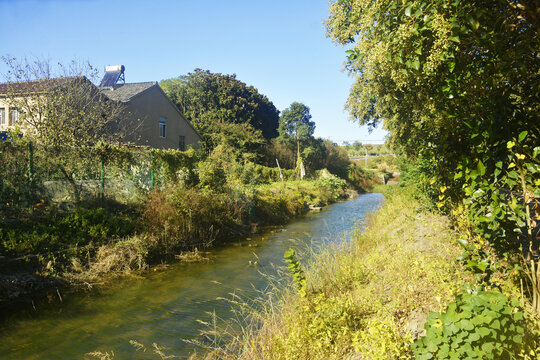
[179,136,185,151]
[0,108,5,126]
[10,108,19,124]
[159,118,167,138]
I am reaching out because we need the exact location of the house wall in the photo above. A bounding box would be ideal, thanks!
[122,85,202,150]
[0,97,22,132]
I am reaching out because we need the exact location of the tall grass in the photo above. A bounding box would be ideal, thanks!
[193,186,469,359]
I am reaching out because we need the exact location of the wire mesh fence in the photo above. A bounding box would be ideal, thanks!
[0,142,187,217]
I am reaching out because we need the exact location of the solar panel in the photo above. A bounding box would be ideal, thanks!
[99,65,125,88]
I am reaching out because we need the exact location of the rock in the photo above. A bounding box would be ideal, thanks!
[405,309,428,339]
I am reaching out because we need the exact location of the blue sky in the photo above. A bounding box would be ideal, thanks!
[0,0,387,144]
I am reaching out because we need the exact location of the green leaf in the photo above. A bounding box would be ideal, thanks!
[284,248,295,259]
[477,327,490,337]
[513,312,523,321]
[518,131,527,142]
[507,171,518,180]
[457,239,469,249]
[413,58,420,70]
[477,161,485,176]
[507,141,515,149]
[481,343,493,353]
[460,319,474,331]
[405,4,412,17]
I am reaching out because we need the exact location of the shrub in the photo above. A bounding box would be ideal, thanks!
[198,160,227,192]
[347,163,376,190]
[414,291,527,360]
[315,176,347,200]
[143,187,238,251]
[0,208,136,256]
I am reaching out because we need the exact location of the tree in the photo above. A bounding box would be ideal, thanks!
[278,102,316,173]
[326,0,539,194]
[1,57,129,150]
[160,69,280,151]
[1,57,133,203]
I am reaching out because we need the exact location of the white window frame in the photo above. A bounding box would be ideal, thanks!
[10,108,19,125]
[0,108,5,126]
[159,117,167,138]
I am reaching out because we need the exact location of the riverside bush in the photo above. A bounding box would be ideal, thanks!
[414,291,527,360]
[0,208,136,256]
[143,187,238,251]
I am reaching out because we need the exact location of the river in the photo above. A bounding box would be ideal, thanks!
[1,193,383,359]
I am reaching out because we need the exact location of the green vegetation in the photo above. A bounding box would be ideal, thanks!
[195,186,469,358]
[414,291,527,359]
[194,186,539,359]
[0,208,136,256]
[276,0,540,357]
[0,135,375,305]
[341,142,392,157]
[277,102,316,176]
[160,69,279,150]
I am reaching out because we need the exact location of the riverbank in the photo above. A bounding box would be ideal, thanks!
[199,185,531,359]
[203,184,540,359]
[0,175,368,315]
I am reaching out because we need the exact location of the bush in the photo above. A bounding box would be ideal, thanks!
[143,187,238,251]
[414,291,527,360]
[0,208,136,256]
[347,163,376,190]
[198,160,227,192]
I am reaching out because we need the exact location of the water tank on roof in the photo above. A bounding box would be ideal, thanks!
[99,65,125,89]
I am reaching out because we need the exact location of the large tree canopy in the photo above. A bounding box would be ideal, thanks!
[326,0,539,163]
[326,0,540,276]
[160,69,280,147]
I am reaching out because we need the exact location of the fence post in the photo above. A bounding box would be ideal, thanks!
[28,142,34,215]
[150,150,155,189]
[100,155,105,207]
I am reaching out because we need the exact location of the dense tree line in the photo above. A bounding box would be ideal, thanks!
[161,69,353,179]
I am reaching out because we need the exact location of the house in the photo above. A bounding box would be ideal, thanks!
[0,65,202,150]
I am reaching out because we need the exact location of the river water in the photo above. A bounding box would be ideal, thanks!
[1,193,383,359]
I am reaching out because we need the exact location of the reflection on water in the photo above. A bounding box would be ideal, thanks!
[1,193,383,359]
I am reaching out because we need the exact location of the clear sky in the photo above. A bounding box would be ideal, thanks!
[0,0,387,144]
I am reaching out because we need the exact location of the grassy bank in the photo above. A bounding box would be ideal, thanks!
[199,185,538,359]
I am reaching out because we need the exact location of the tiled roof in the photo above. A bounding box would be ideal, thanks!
[100,82,157,101]
[0,77,85,95]
[0,78,157,103]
